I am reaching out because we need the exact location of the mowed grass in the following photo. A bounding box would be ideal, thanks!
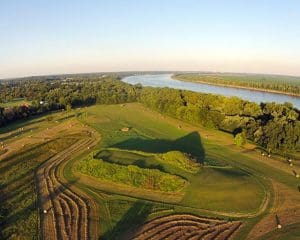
[257,222,300,240]
[78,103,265,213]
[0,111,85,239]
[95,148,263,212]
[0,136,78,239]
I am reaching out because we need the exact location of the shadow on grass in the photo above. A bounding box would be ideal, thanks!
[0,140,56,175]
[112,131,205,163]
[133,159,166,172]
[0,127,38,142]
[102,201,153,240]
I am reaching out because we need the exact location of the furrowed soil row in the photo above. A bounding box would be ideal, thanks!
[132,214,242,240]
[36,137,96,240]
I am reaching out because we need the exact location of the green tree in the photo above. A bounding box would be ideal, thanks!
[234,133,246,147]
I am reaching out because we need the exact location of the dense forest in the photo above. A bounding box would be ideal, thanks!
[174,73,300,95]
[139,87,300,153]
[0,76,140,126]
[0,74,300,153]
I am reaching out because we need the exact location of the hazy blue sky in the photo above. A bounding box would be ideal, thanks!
[1,0,300,78]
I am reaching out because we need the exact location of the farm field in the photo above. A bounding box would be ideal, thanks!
[1,103,300,239]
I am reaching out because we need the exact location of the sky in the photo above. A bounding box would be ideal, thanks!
[1,0,300,78]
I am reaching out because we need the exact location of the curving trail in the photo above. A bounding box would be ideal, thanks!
[36,129,99,240]
[129,214,242,240]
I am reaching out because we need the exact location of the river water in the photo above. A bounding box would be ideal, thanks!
[122,74,300,109]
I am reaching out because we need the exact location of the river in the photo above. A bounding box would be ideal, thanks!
[122,74,300,109]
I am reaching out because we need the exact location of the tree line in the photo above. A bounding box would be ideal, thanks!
[139,87,300,153]
[1,75,299,153]
[174,73,300,95]
[0,76,140,127]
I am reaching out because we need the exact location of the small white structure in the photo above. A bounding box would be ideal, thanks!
[43,210,47,214]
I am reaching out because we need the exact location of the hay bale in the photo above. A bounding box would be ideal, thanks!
[277,224,282,229]
[121,127,130,132]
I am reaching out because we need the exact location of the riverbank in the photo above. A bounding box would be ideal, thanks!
[172,75,300,98]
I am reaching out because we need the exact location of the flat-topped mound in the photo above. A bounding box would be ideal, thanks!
[96,148,200,173]
[77,155,187,193]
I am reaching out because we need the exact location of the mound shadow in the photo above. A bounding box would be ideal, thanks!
[102,201,153,240]
[112,131,205,163]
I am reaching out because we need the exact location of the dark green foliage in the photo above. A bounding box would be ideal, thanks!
[1,74,299,152]
[77,155,187,192]
[234,133,246,147]
[175,73,300,95]
[0,76,140,127]
[139,87,300,152]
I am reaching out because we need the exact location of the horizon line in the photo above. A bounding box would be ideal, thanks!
[2,70,300,81]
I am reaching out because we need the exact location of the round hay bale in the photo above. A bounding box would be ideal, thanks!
[277,224,282,229]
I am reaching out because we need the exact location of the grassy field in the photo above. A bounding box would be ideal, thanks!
[2,102,299,239]
[257,222,300,240]
[75,103,265,212]
[56,103,275,239]
[0,98,31,107]
[0,110,94,239]
[0,114,81,238]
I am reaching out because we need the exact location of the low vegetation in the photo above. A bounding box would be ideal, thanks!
[0,135,77,239]
[96,148,200,173]
[158,151,200,173]
[77,154,187,193]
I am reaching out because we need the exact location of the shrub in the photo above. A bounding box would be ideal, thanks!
[77,156,186,192]
[158,151,200,173]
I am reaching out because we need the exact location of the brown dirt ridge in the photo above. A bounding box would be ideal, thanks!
[35,121,100,240]
[127,214,242,240]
